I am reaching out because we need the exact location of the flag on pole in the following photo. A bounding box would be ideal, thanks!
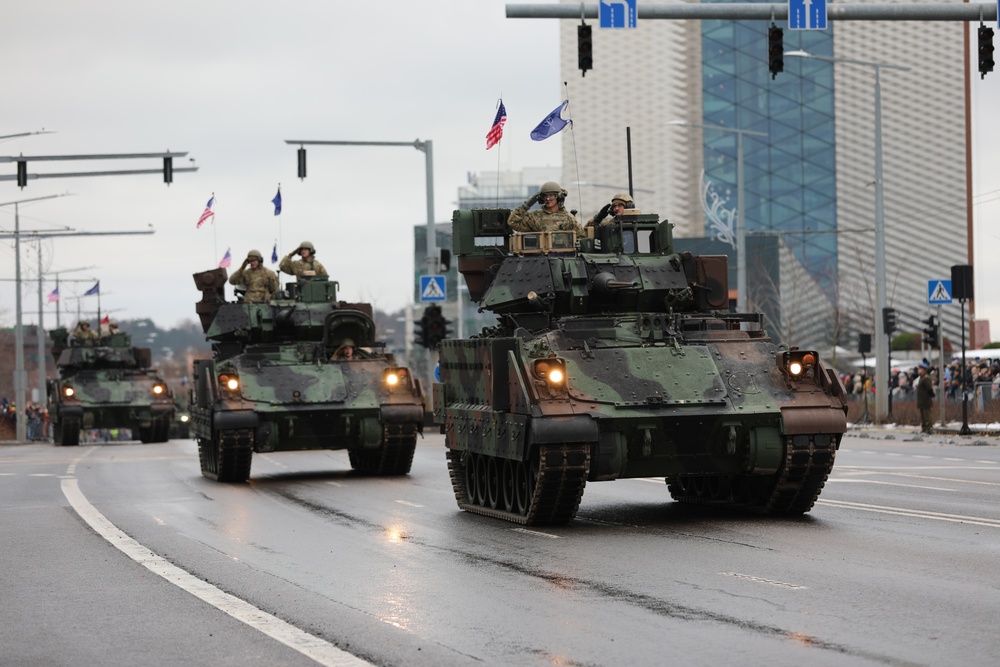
[83,281,100,296]
[47,288,59,304]
[271,243,278,264]
[272,187,282,216]
[218,248,232,269]
[100,315,111,336]
[530,100,571,141]
[486,100,507,150]
[196,195,215,228]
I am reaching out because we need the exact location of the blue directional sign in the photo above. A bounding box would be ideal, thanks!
[928,279,953,305]
[789,0,828,30]
[599,0,637,29]
[419,275,446,302]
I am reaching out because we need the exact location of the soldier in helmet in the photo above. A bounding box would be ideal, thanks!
[230,249,279,303]
[279,241,328,278]
[72,321,98,346]
[586,192,635,228]
[508,181,583,234]
[331,338,356,360]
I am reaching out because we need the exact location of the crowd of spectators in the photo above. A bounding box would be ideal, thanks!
[840,356,1000,402]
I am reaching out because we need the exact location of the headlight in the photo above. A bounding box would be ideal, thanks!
[383,367,408,388]
[180,415,190,423]
[533,358,567,386]
[63,385,75,398]
[779,350,818,379]
[152,384,165,395]
[218,372,240,395]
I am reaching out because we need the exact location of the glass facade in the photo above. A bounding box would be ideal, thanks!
[701,10,838,302]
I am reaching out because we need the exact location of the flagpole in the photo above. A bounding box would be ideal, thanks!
[213,192,219,267]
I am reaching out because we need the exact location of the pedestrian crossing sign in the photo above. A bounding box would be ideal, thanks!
[419,275,446,302]
[927,279,952,305]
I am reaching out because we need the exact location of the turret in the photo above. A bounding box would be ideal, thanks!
[451,208,730,318]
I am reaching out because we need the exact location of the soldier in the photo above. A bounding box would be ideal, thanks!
[586,192,635,228]
[279,241,328,278]
[331,338,356,360]
[72,321,98,345]
[229,249,280,303]
[508,181,583,234]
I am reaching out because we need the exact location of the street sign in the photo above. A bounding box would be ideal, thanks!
[599,0,637,28]
[419,275,446,302]
[789,0,828,30]
[928,279,953,305]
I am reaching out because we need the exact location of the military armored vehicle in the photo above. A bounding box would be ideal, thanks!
[190,268,424,482]
[433,208,848,525]
[47,326,176,446]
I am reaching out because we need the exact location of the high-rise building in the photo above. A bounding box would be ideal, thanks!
[556,0,972,353]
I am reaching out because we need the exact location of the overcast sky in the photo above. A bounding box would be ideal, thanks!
[3,1,999,340]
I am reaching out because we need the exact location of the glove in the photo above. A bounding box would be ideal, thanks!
[596,203,611,222]
[522,193,539,209]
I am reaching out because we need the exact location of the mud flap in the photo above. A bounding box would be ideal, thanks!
[213,410,258,431]
[529,416,598,444]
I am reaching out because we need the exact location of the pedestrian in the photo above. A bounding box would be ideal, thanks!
[915,362,935,434]
[508,181,583,234]
[229,249,280,303]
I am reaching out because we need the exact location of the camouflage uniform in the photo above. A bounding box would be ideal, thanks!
[72,322,98,345]
[508,206,582,234]
[586,193,635,228]
[229,264,279,303]
[279,253,327,278]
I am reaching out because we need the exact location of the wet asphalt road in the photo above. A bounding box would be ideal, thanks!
[2,430,999,667]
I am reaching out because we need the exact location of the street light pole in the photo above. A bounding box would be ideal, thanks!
[785,51,910,423]
[668,120,767,312]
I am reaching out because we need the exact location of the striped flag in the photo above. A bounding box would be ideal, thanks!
[196,195,215,228]
[218,248,232,269]
[486,101,506,150]
[47,288,59,304]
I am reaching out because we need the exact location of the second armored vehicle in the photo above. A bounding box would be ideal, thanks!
[190,269,424,482]
[434,208,849,525]
[47,326,176,446]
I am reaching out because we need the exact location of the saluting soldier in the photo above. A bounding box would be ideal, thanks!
[586,193,635,228]
[229,249,279,303]
[279,241,328,278]
[508,181,583,234]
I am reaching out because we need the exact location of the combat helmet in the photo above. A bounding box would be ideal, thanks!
[298,241,316,254]
[610,193,635,208]
[539,181,562,195]
[247,249,264,262]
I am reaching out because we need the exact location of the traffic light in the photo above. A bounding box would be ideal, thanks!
[922,315,939,349]
[979,25,995,79]
[414,309,430,348]
[578,23,593,76]
[297,147,307,179]
[882,307,898,335]
[163,156,173,184]
[16,160,27,188]
[767,24,783,80]
[425,304,451,348]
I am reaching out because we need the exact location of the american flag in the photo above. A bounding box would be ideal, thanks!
[486,101,507,150]
[196,195,215,228]
[218,247,232,269]
[47,288,59,304]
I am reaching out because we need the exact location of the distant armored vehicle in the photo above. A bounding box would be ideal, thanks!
[433,208,848,525]
[47,327,176,446]
[190,268,424,482]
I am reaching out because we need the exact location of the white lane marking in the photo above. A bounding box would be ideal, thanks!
[29,473,57,477]
[512,527,562,539]
[632,478,665,484]
[394,500,423,508]
[825,479,954,491]
[817,498,1000,528]
[326,481,344,487]
[61,478,373,667]
[720,572,807,590]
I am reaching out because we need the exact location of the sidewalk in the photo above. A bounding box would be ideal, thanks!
[848,421,1000,446]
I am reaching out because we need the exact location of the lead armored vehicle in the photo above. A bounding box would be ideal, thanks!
[433,208,848,525]
[47,326,176,446]
[190,268,424,482]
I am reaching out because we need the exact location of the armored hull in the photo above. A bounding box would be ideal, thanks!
[47,330,175,446]
[190,269,423,482]
[433,209,848,525]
